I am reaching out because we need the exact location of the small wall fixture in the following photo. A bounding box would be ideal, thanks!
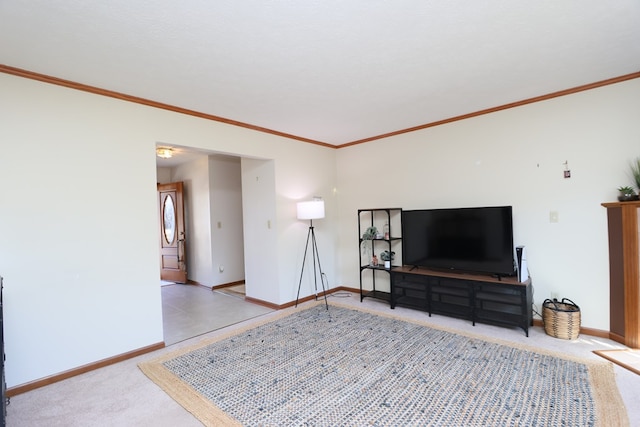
[156,147,173,159]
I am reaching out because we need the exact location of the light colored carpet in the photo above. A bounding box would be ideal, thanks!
[140,301,628,426]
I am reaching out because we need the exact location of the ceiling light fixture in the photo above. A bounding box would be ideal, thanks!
[156,147,173,159]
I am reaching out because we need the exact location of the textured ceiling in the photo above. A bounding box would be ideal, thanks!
[1,1,639,146]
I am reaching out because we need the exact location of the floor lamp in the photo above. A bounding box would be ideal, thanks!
[295,199,329,309]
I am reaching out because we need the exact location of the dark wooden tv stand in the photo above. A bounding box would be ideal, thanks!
[390,266,533,336]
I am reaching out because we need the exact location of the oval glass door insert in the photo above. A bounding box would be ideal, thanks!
[163,194,176,244]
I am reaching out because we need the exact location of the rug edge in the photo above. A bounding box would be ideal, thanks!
[329,300,631,427]
[147,300,325,365]
[588,361,630,427]
[141,299,629,426]
[138,360,242,427]
[136,302,326,426]
[328,300,612,366]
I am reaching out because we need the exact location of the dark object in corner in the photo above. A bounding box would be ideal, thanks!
[617,194,639,202]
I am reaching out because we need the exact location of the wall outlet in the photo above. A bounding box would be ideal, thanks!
[550,291,559,300]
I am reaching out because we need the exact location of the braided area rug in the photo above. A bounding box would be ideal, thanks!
[139,302,628,426]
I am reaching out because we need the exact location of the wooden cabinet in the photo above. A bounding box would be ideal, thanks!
[391,267,533,336]
[602,201,640,348]
[1,276,5,426]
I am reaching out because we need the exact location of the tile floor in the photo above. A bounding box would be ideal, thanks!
[161,283,274,345]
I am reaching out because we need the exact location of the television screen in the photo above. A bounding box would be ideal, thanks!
[402,206,515,276]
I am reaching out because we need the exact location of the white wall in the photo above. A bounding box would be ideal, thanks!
[241,158,279,302]
[2,68,636,389]
[336,78,640,331]
[156,166,172,184]
[273,144,339,303]
[172,156,214,284]
[0,75,163,387]
[209,155,245,286]
[0,73,337,388]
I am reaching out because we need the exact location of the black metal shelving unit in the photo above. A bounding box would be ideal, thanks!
[358,208,402,303]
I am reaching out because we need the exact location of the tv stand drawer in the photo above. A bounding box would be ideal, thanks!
[390,267,532,336]
[391,273,428,310]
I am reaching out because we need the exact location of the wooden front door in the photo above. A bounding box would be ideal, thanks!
[158,182,187,283]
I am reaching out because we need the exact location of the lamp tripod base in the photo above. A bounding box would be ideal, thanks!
[295,223,329,310]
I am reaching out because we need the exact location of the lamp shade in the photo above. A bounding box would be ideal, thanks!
[297,200,325,220]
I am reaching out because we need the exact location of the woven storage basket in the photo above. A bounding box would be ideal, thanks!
[542,298,580,340]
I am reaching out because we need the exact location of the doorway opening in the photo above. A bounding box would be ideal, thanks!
[158,182,187,283]
[155,145,274,344]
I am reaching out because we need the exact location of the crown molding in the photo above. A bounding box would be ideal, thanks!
[338,71,640,148]
[0,64,334,148]
[2,64,638,150]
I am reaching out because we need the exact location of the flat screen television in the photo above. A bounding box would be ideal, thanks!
[402,206,516,276]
